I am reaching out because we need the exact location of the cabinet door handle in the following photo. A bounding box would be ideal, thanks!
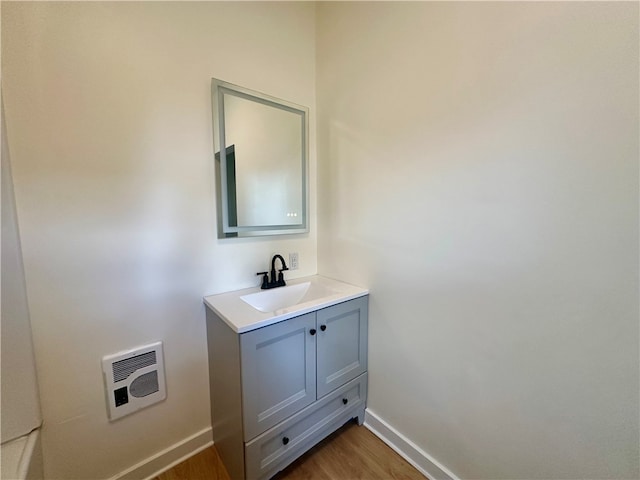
[342,398,348,405]
[310,329,316,336]
[282,436,290,445]
[320,325,327,331]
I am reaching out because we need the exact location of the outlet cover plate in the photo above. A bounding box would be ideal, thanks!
[289,252,299,270]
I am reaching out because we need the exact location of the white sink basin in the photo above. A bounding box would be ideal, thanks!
[240,281,337,313]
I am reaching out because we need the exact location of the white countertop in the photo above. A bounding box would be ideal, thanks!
[203,275,368,333]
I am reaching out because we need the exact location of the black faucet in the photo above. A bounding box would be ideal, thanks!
[257,254,289,289]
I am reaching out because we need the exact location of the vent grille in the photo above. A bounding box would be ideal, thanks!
[112,351,156,382]
[130,371,159,398]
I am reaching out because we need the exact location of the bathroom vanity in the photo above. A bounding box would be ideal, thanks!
[204,276,368,480]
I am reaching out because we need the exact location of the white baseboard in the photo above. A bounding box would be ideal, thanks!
[364,409,458,480]
[110,427,213,480]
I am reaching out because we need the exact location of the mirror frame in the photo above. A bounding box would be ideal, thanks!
[211,78,309,238]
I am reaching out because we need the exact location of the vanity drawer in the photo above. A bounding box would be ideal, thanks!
[245,373,367,480]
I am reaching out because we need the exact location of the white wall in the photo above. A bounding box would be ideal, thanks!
[317,2,638,479]
[1,99,42,445]
[1,2,316,478]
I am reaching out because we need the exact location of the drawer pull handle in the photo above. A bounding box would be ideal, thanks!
[320,325,327,331]
[282,436,290,445]
[342,398,348,405]
[310,329,316,336]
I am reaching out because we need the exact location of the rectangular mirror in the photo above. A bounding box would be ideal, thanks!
[212,78,309,237]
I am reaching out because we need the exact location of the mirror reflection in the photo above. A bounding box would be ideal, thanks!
[212,79,308,237]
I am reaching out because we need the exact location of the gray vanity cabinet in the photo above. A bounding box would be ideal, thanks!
[316,298,368,398]
[206,296,368,480]
[240,312,317,441]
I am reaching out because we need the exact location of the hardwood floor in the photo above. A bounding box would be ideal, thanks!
[153,420,426,480]
[153,446,230,480]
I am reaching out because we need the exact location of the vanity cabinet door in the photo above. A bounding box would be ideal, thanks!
[240,312,317,440]
[316,297,368,398]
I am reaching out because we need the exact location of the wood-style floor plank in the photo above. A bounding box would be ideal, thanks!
[153,421,426,480]
[154,446,230,480]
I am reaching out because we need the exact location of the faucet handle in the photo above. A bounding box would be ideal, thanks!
[256,272,269,289]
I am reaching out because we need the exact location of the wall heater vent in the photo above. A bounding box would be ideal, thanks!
[102,341,166,421]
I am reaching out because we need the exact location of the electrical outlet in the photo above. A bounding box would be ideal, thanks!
[289,252,299,270]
